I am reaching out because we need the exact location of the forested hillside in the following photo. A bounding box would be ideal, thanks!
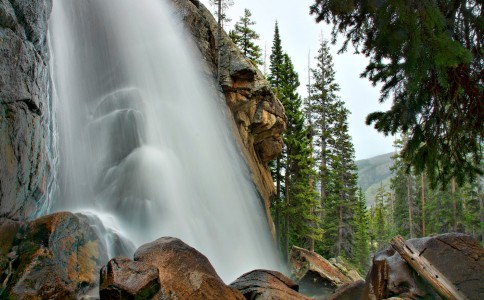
[356,152,392,206]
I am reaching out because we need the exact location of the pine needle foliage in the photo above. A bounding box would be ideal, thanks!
[229,9,263,66]
[310,0,483,188]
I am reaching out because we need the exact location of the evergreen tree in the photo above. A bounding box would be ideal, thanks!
[390,135,483,242]
[310,0,483,187]
[229,9,262,66]
[391,138,416,239]
[268,21,285,250]
[323,102,359,258]
[307,38,340,255]
[268,22,284,94]
[279,53,322,259]
[307,39,360,261]
[371,183,392,251]
[352,188,370,273]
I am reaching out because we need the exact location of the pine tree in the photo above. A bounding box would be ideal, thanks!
[279,53,322,259]
[330,103,359,258]
[268,21,285,250]
[229,9,262,66]
[307,38,339,251]
[352,188,370,272]
[371,183,391,251]
[391,136,417,238]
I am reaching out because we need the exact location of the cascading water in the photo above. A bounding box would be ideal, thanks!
[49,0,282,282]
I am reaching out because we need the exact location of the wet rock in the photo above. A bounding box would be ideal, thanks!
[230,269,311,300]
[290,246,353,297]
[0,212,109,299]
[363,233,484,299]
[134,237,245,299]
[0,0,55,221]
[170,0,287,234]
[99,256,160,300]
[326,280,365,300]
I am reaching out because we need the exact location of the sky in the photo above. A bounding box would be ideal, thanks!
[199,0,394,160]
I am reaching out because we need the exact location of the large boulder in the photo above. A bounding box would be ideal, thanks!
[363,233,484,299]
[133,237,245,299]
[230,269,311,300]
[0,0,56,220]
[290,246,354,298]
[0,212,111,299]
[170,0,286,234]
[99,256,160,300]
[326,280,365,300]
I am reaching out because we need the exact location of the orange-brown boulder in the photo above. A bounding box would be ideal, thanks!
[0,212,109,299]
[230,269,311,300]
[133,237,245,300]
[99,256,160,300]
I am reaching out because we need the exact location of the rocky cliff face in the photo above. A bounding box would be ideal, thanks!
[0,0,55,220]
[171,0,286,231]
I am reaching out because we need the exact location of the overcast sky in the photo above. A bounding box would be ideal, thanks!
[198,0,394,160]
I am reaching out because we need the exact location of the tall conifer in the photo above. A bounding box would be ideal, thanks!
[229,9,262,66]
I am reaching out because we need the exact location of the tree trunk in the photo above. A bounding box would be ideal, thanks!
[452,177,457,232]
[309,138,315,252]
[478,175,483,245]
[337,205,343,256]
[421,173,426,237]
[216,0,222,81]
[407,175,414,238]
[275,157,281,249]
[320,126,326,222]
[284,160,290,262]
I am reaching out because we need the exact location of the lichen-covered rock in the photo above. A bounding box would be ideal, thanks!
[100,256,161,300]
[134,236,245,300]
[0,0,55,221]
[230,269,311,300]
[170,0,286,233]
[0,212,110,299]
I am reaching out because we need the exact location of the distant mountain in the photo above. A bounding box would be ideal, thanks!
[356,152,394,206]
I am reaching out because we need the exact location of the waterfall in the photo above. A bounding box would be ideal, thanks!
[49,0,281,282]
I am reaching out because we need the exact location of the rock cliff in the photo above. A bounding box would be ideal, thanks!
[170,0,286,232]
[0,0,56,220]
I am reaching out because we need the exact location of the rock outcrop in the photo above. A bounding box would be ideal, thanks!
[0,212,111,299]
[230,269,311,300]
[99,256,161,300]
[363,233,484,299]
[170,0,286,232]
[0,0,56,221]
[290,246,356,298]
[133,236,245,299]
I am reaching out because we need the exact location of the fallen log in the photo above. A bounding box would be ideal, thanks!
[390,235,469,300]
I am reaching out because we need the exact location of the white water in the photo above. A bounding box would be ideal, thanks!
[49,0,281,282]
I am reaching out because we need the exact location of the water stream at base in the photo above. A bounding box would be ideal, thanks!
[49,0,281,282]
